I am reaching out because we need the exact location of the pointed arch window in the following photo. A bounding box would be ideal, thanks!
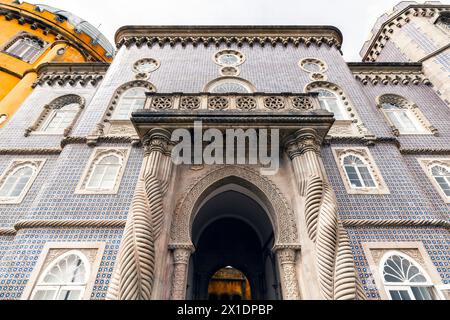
[0,160,45,204]
[26,95,85,137]
[41,103,79,134]
[378,95,434,135]
[86,155,122,190]
[30,251,90,300]
[343,154,376,188]
[75,148,130,195]
[112,87,147,120]
[381,252,436,300]
[312,89,348,120]
[430,164,450,197]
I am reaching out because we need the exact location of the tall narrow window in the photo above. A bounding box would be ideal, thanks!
[86,155,121,190]
[430,164,450,197]
[112,87,147,120]
[314,89,348,120]
[0,165,34,198]
[41,103,79,134]
[343,154,376,188]
[382,102,421,133]
[4,35,46,63]
[381,252,436,300]
[30,251,89,300]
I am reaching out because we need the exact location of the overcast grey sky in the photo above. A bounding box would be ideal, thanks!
[38,0,447,61]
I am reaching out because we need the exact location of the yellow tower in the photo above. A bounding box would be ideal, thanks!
[0,0,114,127]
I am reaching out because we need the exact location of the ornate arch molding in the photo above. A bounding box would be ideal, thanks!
[25,94,85,137]
[305,81,371,137]
[203,77,256,94]
[376,94,437,136]
[1,31,49,63]
[170,166,298,247]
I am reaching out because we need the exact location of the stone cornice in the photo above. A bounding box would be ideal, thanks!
[400,148,450,155]
[342,218,450,229]
[348,62,431,86]
[0,147,62,155]
[33,62,110,87]
[360,3,449,62]
[115,25,343,49]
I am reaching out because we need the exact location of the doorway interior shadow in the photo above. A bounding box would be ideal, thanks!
[187,187,281,300]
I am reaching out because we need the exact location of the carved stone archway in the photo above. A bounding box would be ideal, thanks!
[169,165,301,300]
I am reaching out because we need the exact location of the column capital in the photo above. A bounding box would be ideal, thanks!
[143,128,173,155]
[284,128,322,160]
[170,244,195,265]
[273,245,301,264]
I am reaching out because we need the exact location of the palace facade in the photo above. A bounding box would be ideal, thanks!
[0,1,449,300]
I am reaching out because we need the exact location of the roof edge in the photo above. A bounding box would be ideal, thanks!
[114,25,343,48]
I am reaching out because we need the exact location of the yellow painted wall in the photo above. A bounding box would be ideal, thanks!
[0,0,112,127]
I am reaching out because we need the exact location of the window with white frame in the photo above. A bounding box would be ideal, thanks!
[343,154,376,189]
[430,164,450,197]
[332,147,389,195]
[313,88,348,120]
[378,94,432,135]
[76,148,130,194]
[30,251,90,300]
[381,252,437,300]
[112,87,147,120]
[205,77,255,94]
[41,103,80,134]
[0,160,45,204]
[3,34,47,63]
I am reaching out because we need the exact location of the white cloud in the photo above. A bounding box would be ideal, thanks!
[37,0,425,60]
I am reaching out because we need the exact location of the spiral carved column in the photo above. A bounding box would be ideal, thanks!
[169,245,195,300]
[106,129,173,300]
[274,245,302,300]
[285,128,364,300]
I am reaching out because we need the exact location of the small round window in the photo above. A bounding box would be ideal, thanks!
[299,58,327,73]
[214,50,245,67]
[133,58,160,73]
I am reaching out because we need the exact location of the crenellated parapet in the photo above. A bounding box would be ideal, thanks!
[115,26,343,50]
[32,62,109,87]
[349,62,432,86]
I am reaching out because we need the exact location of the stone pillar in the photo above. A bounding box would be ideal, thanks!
[274,245,301,300]
[107,128,174,300]
[284,128,362,300]
[170,245,194,300]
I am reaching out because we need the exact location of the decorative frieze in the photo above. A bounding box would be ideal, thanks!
[33,62,109,88]
[349,63,431,86]
[115,26,343,49]
[144,93,320,112]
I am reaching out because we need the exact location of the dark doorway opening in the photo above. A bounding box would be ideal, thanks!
[187,189,281,300]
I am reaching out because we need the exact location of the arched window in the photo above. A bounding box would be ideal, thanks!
[378,95,432,135]
[312,89,348,120]
[343,154,376,188]
[204,77,255,94]
[86,154,122,191]
[381,252,435,300]
[30,251,90,300]
[112,87,147,120]
[435,12,450,34]
[0,165,34,198]
[430,164,450,197]
[4,34,46,63]
[41,103,80,134]
[26,95,84,137]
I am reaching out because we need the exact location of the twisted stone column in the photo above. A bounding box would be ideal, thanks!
[107,129,173,300]
[274,245,301,300]
[169,245,195,300]
[285,128,364,300]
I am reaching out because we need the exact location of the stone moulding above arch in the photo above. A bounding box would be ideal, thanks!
[169,165,299,248]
